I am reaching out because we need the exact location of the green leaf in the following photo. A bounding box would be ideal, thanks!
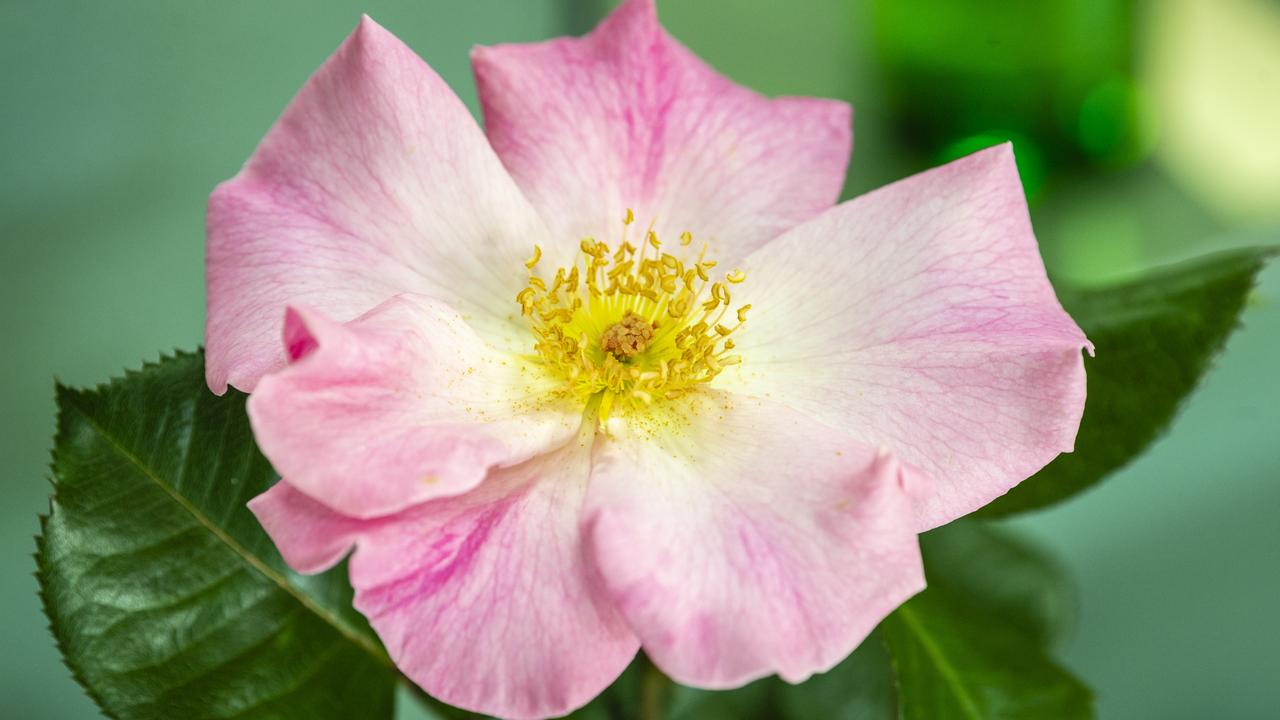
[881,521,1093,720]
[981,246,1277,516]
[918,521,1074,645]
[579,638,894,720]
[774,633,896,720]
[667,677,776,720]
[562,658,648,720]
[36,350,398,719]
[881,594,1091,720]
[561,653,778,720]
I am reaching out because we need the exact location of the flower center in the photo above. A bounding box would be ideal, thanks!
[516,210,750,424]
[601,312,655,358]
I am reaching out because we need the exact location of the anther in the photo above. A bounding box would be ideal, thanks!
[525,245,542,269]
[601,311,655,359]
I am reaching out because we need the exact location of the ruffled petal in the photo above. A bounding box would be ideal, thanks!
[584,392,924,688]
[249,440,641,720]
[472,0,850,261]
[247,294,579,519]
[247,480,368,574]
[725,144,1090,530]
[207,15,552,394]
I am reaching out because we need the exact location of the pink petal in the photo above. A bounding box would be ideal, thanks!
[207,15,552,394]
[247,294,579,519]
[247,480,369,574]
[472,0,850,260]
[726,144,1090,530]
[250,441,641,720]
[584,392,925,688]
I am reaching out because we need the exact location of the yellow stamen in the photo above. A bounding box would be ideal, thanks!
[524,244,542,269]
[514,217,752,424]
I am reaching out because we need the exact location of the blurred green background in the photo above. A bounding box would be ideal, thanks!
[2,0,1277,717]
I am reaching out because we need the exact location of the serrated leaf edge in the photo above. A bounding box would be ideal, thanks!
[35,354,396,720]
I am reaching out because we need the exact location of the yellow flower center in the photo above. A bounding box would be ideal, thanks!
[516,210,750,425]
[601,311,655,358]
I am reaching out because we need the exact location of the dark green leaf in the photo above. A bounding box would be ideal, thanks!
[561,659,647,720]
[881,594,1092,720]
[564,653,776,720]
[982,246,1277,516]
[774,633,896,720]
[919,521,1075,645]
[881,521,1093,719]
[36,350,398,719]
[667,677,775,720]
[577,639,894,720]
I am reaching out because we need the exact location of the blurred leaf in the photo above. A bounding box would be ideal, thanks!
[981,246,1277,516]
[563,659,647,720]
[775,634,896,720]
[591,638,894,720]
[572,654,777,720]
[36,350,398,719]
[668,677,775,720]
[919,521,1074,645]
[882,521,1093,719]
[881,592,1092,720]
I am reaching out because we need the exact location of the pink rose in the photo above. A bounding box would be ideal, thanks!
[205,2,1089,717]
